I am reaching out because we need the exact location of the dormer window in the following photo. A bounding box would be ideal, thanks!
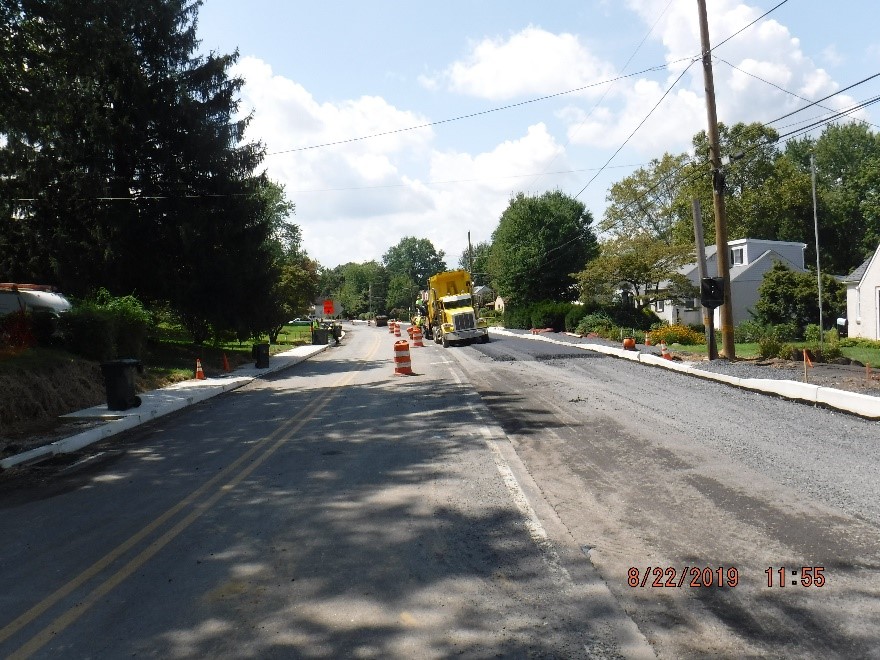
[730,247,744,266]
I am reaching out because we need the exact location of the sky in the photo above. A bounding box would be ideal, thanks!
[194,0,880,270]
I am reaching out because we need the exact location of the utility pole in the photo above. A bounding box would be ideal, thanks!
[811,153,824,349]
[697,0,736,360]
[692,199,718,359]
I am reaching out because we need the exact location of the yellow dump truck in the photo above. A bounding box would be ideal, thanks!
[425,270,489,347]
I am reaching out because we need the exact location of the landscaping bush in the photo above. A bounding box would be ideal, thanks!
[649,323,705,345]
[772,322,799,342]
[96,290,151,358]
[530,301,572,330]
[803,323,821,343]
[777,343,796,360]
[565,305,589,332]
[502,305,531,329]
[735,320,769,343]
[60,307,116,361]
[575,311,615,336]
[840,337,880,349]
[812,342,842,362]
[758,334,782,359]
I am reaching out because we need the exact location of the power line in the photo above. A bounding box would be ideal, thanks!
[573,60,697,200]
[526,0,675,192]
[264,61,683,156]
[710,0,790,53]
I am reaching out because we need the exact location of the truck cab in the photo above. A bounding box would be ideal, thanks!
[426,270,489,347]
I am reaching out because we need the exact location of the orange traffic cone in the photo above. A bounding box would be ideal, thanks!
[393,340,414,376]
[195,358,206,380]
[412,325,424,347]
[222,352,230,372]
[660,341,672,360]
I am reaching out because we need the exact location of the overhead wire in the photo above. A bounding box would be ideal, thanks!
[525,0,675,192]
[264,60,688,156]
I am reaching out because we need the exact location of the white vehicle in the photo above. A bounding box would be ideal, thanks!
[0,284,72,317]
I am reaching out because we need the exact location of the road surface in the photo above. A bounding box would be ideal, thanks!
[0,326,648,659]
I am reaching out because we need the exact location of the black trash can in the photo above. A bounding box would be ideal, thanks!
[331,324,342,341]
[311,328,329,345]
[100,359,143,411]
[253,342,270,368]
[375,315,388,327]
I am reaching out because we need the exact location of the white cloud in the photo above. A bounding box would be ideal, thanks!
[424,26,616,100]
[231,57,569,268]
[556,0,867,156]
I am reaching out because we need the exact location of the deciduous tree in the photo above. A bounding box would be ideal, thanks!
[489,191,598,305]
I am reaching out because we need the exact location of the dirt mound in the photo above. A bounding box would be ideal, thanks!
[0,360,106,437]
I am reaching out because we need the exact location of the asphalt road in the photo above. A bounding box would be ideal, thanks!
[0,326,650,659]
[450,333,880,659]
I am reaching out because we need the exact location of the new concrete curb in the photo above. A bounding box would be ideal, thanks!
[490,328,880,420]
[1,343,331,471]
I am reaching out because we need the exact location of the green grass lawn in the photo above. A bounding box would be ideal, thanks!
[1,322,318,383]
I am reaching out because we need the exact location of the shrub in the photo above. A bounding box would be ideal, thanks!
[839,337,880,349]
[575,311,615,336]
[758,334,782,359]
[803,323,821,343]
[813,342,842,362]
[649,323,705,345]
[772,322,799,342]
[565,305,589,332]
[530,301,572,330]
[777,343,796,360]
[502,305,531,329]
[60,307,116,361]
[735,320,769,343]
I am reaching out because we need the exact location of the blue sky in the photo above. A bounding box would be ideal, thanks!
[195,0,880,269]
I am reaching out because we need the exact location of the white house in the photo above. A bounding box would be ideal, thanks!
[651,238,807,326]
[843,243,880,339]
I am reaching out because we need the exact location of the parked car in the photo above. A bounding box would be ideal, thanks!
[288,317,313,326]
[0,284,71,317]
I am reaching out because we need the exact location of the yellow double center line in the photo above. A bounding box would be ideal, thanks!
[2,336,380,658]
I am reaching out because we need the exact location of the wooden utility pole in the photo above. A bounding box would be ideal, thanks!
[692,199,718,359]
[697,0,736,359]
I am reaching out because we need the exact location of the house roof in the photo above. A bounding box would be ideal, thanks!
[843,251,875,284]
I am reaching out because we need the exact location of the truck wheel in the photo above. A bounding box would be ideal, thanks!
[480,335,490,344]
[441,334,449,348]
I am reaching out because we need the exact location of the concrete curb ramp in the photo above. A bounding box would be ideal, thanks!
[0,344,330,471]
[490,328,880,420]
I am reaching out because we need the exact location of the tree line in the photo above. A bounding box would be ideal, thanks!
[327,120,880,332]
[0,0,318,342]
[4,0,875,338]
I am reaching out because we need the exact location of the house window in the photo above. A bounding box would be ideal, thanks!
[684,297,697,310]
[730,247,744,266]
[654,300,665,312]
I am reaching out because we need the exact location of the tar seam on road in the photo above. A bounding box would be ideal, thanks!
[2,336,381,659]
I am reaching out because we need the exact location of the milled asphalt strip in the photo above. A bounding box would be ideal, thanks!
[491,328,880,420]
[0,344,331,470]
[4,336,380,659]
[443,358,656,659]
